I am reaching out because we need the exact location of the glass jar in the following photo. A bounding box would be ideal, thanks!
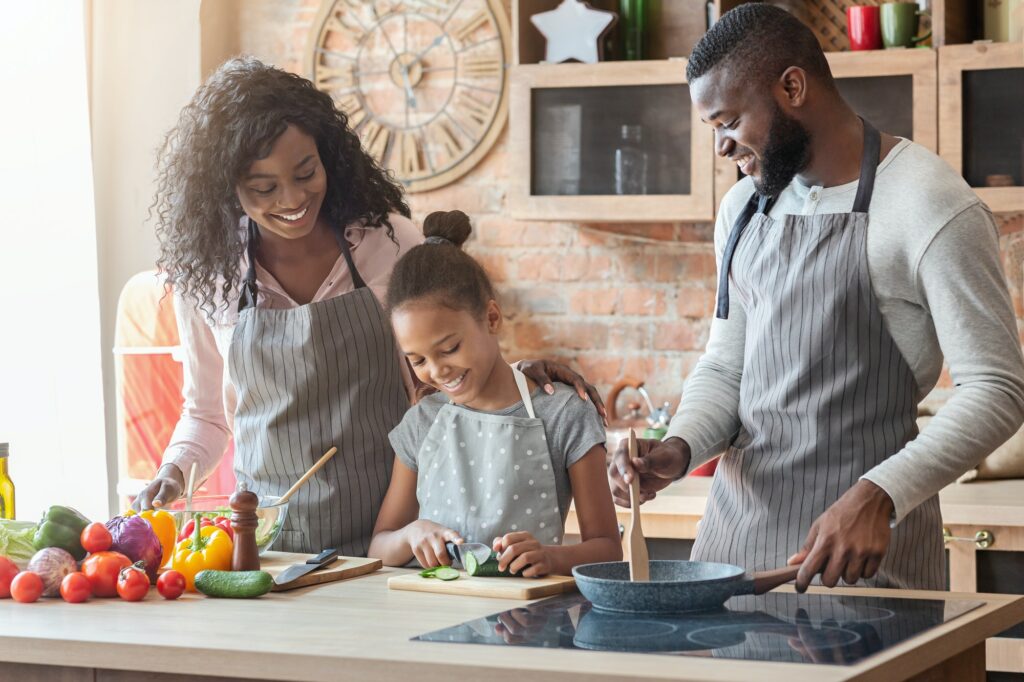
[614,124,649,195]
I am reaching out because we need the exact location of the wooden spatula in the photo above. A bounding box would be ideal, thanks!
[627,429,650,582]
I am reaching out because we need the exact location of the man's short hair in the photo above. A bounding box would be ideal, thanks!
[686,4,835,90]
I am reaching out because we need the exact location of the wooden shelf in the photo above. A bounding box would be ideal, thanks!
[939,42,1024,214]
[509,60,715,222]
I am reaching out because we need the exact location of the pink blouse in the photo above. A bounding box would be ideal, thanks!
[162,213,422,484]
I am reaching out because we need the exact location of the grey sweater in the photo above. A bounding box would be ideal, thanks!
[668,138,1024,523]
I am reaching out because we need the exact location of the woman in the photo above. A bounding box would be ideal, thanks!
[134,57,602,557]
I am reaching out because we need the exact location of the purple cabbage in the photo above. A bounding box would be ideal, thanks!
[105,515,162,581]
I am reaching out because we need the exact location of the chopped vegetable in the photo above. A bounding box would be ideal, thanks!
[194,569,273,598]
[27,547,78,597]
[0,519,37,566]
[434,567,460,581]
[33,506,90,560]
[105,515,163,582]
[464,550,511,577]
[172,513,232,592]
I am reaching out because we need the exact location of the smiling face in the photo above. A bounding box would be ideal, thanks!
[236,124,328,239]
[691,66,812,197]
[392,298,505,409]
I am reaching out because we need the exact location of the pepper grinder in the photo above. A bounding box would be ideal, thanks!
[230,485,260,571]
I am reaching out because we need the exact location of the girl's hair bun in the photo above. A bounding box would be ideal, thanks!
[422,210,472,248]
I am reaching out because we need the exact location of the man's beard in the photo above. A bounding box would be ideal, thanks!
[753,104,812,197]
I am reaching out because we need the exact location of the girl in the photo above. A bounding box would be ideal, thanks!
[369,211,621,576]
[135,57,605,557]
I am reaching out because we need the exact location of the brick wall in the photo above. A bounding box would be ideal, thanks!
[237,0,1024,413]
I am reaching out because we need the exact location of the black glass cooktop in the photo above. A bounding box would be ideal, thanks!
[413,592,982,665]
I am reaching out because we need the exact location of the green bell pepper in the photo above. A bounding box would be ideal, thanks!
[33,505,90,560]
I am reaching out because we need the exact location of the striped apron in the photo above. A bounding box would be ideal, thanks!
[227,220,409,555]
[701,120,944,590]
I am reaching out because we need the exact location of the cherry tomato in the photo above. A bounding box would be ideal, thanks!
[80,522,113,554]
[0,556,19,599]
[81,551,132,597]
[116,563,149,602]
[11,571,43,603]
[60,572,92,603]
[156,570,186,600]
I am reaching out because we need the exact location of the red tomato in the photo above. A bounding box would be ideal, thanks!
[156,570,186,600]
[0,556,19,598]
[10,571,43,603]
[80,522,113,553]
[60,572,91,603]
[81,551,132,598]
[116,564,149,602]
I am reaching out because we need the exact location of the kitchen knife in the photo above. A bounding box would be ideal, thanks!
[445,541,492,570]
[273,548,339,587]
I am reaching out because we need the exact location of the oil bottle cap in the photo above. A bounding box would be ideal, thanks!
[0,443,8,458]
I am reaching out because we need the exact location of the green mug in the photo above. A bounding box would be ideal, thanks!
[881,2,931,47]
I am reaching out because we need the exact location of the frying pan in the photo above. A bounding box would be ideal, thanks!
[572,560,801,615]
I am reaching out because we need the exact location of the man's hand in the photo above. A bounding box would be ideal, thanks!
[788,479,894,592]
[608,436,690,507]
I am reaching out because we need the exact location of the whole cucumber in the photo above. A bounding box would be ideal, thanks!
[464,550,511,577]
[194,570,274,598]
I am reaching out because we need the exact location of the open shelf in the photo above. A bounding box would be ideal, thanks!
[939,42,1024,214]
[509,60,715,222]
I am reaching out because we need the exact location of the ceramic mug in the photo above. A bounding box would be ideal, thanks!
[847,5,883,50]
[881,2,932,48]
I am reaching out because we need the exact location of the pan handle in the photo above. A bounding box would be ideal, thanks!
[748,565,801,595]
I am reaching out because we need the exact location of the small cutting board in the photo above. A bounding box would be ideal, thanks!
[388,570,576,600]
[261,551,382,592]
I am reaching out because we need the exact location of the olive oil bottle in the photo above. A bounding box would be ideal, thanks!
[0,443,14,520]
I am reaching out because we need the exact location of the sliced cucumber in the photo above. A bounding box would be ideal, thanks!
[434,567,460,581]
[419,567,439,578]
[464,550,511,577]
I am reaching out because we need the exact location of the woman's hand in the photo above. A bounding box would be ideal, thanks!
[405,520,462,569]
[131,464,185,511]
[493,531,554,577]
[517,359,607,423]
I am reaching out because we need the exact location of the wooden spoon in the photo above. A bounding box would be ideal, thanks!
[277,446,339,505]
[627,429,650,582]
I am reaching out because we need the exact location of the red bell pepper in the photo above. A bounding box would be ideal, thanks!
[177,517,214,542]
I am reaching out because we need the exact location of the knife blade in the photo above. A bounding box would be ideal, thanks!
[445,541,492,570]
[273,548,339,586]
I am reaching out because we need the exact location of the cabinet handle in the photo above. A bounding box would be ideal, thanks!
[942,528,994,549]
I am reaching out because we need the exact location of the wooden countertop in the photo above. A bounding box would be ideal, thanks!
[1,552,1022,682]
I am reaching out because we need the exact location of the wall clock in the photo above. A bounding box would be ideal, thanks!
[306,0,511,193]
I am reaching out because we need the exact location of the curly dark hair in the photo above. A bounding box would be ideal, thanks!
[686,4,834,89]
[152,56,410,315]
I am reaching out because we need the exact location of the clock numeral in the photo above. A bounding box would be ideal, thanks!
[452,10,490,43]
[336,95,367,129]
[325,11,363,38]
[426,121,463,166]
[361,120,391,165]
[398,131,426,176]
[451,91,493,136]
[315,64,356,93]
[459,55,503,79]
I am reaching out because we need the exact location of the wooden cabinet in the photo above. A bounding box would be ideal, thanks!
[939,42,1024,214]
[509,60,715,222]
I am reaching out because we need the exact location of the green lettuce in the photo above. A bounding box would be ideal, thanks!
[0,519,38,565]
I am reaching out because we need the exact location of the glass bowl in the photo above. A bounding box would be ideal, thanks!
[163,494,289,555]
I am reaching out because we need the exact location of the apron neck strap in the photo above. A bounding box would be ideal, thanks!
[237,218,368,313]
[715,192,774,320]
[852,118,881,213]
[511,366,537,419]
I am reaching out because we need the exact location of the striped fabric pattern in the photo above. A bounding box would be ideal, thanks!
[694,205,944,590]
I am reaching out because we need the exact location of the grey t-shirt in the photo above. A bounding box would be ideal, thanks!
[389,383,606,522]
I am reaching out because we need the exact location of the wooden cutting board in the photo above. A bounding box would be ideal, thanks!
[388,570,576,600]
[260,551,382,591]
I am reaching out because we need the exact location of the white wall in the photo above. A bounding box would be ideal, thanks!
[0,2,108,521]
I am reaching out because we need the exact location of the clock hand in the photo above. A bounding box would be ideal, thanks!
[400,65,417,109]
[407,34,445,70]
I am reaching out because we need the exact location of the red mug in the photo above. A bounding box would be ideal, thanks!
[847,5,882,50]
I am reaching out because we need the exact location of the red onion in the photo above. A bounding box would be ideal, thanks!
[27,547,78,597]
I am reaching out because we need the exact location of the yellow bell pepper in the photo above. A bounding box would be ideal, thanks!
[137,509,176,568]
[172,513,233,592]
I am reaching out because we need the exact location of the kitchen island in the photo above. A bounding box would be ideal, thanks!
[0,552,1022,682]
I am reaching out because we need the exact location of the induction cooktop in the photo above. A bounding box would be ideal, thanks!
[413,591,982,665]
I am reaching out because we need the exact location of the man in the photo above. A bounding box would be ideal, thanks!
[610,4,1024,592]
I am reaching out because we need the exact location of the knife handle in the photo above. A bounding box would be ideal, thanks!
[307,548,339,566]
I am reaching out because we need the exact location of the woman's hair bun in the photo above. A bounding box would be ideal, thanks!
[422,210,472,248]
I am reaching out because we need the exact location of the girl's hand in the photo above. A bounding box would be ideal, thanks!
[517,359,607,424]
[493,532,554,577]
[406,520,462,569]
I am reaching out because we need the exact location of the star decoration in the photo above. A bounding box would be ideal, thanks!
[530,0,617,64]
